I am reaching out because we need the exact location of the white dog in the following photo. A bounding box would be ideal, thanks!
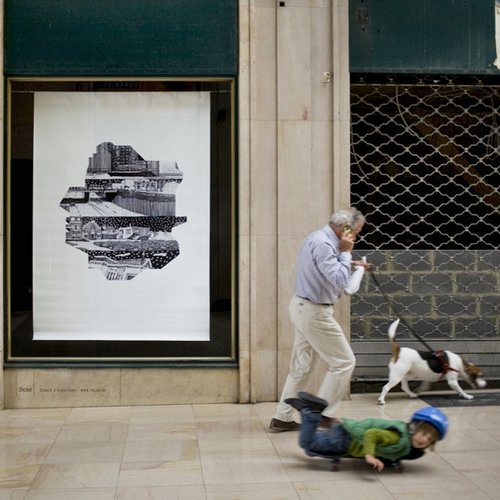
[378,319,487,405]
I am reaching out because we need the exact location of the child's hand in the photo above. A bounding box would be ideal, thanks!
[365,454,384,471]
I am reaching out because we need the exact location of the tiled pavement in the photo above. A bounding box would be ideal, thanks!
[0,391,499,499]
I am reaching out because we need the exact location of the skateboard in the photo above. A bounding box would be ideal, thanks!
[305,450,403,472]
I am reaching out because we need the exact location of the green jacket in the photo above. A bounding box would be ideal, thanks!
[341,417,412,461]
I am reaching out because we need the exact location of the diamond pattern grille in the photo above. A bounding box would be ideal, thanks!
[350,75,499,250]
[348,76,499,350]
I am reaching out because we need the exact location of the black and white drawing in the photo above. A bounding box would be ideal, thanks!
[60,142,186,280]
[33,91,210,341]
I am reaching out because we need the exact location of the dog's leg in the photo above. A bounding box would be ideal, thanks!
[414,381,431,395]
[400,377,418,399]
[447,375,474,400]
[378,377,401,405]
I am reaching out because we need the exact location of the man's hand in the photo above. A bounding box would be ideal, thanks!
[352,259,372,270]
[365,454,384,471]
[339,231,355,252]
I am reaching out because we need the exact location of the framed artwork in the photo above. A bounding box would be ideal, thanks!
[5,78,236,365]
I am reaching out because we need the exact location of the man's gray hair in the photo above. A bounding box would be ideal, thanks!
[330,207,365,227]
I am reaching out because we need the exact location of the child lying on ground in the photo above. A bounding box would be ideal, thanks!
[285,391,449,471]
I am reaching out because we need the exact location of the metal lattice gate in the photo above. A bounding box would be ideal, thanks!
[349,75,500,381]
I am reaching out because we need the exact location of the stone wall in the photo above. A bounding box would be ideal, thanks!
[351,249,500,379]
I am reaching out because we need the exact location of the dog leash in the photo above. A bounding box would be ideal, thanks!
[367,268,459,375]
[367,268,435,353]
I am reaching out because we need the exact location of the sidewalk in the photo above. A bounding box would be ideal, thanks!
[0,391,498,499]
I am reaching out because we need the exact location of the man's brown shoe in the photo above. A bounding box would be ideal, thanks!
[269,418,300,432]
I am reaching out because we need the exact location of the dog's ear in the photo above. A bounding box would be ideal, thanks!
[464,362,480,377]
[464,361,487,389]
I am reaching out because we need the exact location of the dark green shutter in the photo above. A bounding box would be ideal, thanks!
[4,0,238,76]
[350,0,498,74]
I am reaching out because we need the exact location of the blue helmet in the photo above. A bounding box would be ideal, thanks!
[411,407,449,440]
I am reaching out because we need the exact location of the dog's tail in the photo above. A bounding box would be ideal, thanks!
[388,319,400,362]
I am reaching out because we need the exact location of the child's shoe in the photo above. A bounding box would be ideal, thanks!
[297,392,328,413]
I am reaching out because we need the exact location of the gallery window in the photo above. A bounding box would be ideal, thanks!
[5,78,236,365]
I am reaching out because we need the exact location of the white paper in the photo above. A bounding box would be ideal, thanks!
[344,257,366,295]
[33,92,210,341]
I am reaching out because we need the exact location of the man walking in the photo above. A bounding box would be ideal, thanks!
[270,207,369,432]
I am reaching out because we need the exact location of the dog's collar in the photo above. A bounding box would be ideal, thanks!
[434,350,459,379]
